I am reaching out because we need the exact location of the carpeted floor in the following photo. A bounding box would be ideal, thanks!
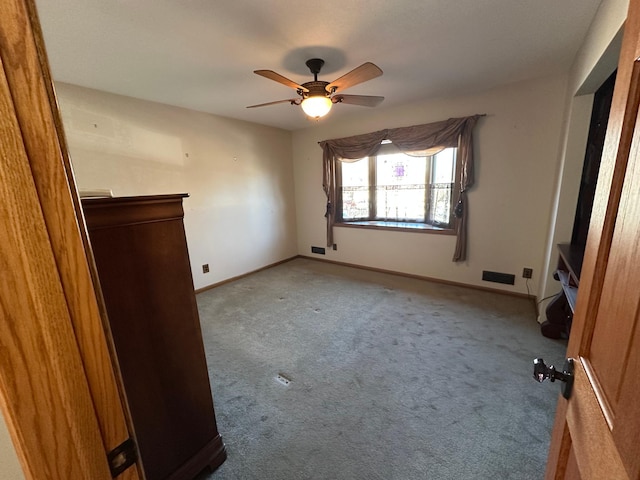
[195,258,566,480]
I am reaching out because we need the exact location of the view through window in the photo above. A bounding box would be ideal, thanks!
[339,147,457,229]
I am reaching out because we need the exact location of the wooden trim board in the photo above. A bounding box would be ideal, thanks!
[300,256,537,301]
[197,255,538,305]
[195,256,300,294]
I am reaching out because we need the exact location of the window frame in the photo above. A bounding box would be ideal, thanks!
[335,146,460,235]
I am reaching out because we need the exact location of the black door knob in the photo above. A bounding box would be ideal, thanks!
[532,358,574,399]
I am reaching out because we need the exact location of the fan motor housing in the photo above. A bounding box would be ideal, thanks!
[248,58,383,110]
[300,81,331,98]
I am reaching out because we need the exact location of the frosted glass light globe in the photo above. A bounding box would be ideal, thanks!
[301,96,332,118]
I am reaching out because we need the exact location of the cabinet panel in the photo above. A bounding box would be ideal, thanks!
[83,194,226,480]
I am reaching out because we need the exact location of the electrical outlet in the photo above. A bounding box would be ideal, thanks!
[523,268,533,279]
[202,264,209,274]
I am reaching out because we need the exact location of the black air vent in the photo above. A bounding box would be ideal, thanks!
[482,270,515,285]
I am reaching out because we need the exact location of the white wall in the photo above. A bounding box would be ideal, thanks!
[537,0,628,316]
[571,0,628,95]
[55,83,297,289]
[292,74,568,295]
[0,413,24,480]
[52,0,630,299]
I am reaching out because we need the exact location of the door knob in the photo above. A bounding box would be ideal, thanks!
[533,358,574,399]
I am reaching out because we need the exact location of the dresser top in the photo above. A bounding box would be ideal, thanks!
[82,194,189,229]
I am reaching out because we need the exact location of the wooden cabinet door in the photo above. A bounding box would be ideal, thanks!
[545,1,640,478]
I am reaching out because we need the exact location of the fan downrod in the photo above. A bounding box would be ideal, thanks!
[305,58,325,81]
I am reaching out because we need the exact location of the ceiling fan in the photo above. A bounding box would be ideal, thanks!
[247,58,384,119]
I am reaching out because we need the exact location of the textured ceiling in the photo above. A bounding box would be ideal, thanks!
[35,0,602,131]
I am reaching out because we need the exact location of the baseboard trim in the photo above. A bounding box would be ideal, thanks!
[194,256,299,294]
[196,254,537,303]
[298,255,537,301]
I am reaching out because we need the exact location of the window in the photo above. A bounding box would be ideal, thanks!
[320,114,482,260]
[337,146,458,231]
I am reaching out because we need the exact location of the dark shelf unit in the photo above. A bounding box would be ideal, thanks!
[542,70,615,340]
[556,243,584,312]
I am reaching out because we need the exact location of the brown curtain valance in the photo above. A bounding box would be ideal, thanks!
[319,114,483,261]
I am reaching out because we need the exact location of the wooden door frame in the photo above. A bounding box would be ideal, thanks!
[545,0,640,478]
[0,1,140,478]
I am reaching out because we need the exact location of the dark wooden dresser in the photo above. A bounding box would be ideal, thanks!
[82,194,226,480]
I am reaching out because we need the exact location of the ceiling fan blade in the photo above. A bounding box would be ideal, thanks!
[246,98,300,109]
[325,62,383,93]
[332,94,384,107]
[254,70,309,92]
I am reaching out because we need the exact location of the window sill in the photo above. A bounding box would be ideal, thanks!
[336,221,456,235]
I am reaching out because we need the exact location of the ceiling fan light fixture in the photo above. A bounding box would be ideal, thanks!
[248,59,384,118]
[301,95,332,118]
